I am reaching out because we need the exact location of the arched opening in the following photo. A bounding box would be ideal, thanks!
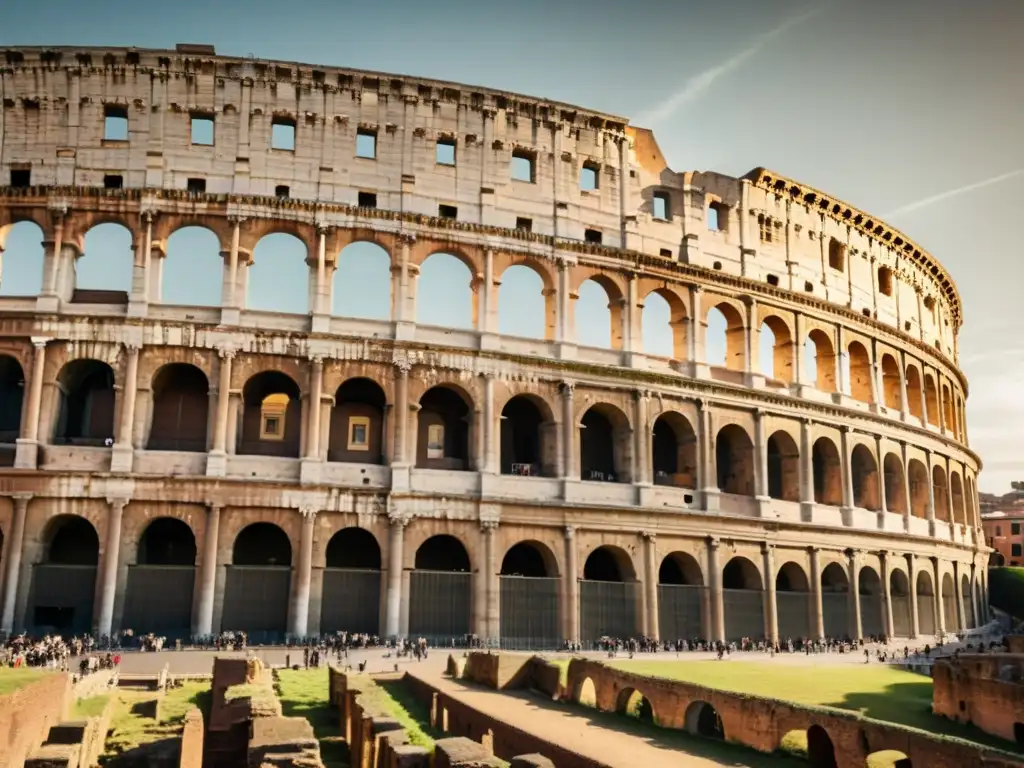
[866,751,911,768]
[321,527,382,634]
[574,277,622,350]
[240,372,301,458]
[805,329,836,392]
[641,288,686,359]
[776,562,811,640]
[0,355,25,466]
[759,316,794,382]
[498,264,552,340]
[847,341,873,403]
[500,395,555,478]
[147,363,209,452]
[576,677,597,708]
[932,466,949,522]
[766,431,800,502]
[705,303,745,371]
[499,541,559,649]
[615,688,654,724]
[821,563,850,639]
[658,552,704,640]
[410,535,472,641]
[889,569,912,637]
[162,226,223,306]
[905,366,924,421]
[806,724,838,768]
[812,437,842,506]
[684,700,724,740]
[77,223,133,299]
[942,383,955,432]
[418,252,474,329]
[916,569,936,636]
[417,386,471,470]
[715,424,754,496]
[859,566,885,638]
[329,378,386,464]
[580,404,631,483]
[247,233,309,314]
[722,556,764,641]
[880,354,902,410]
[908,460,929,519]
[580,546,638,643]
[124,518,197,637]
[884,454,907,516]
[961,573,975,629]
[0,220,45,296]
[941,573,958,633]
[222,523,292,640]
[851,444,880,511]
[54,359,116,446]
[332,241,391,320]
[966,476,978,528]
[32,515,99,634]
[651,412,697,489]
[924,375,939,427]
[950,473,965,525]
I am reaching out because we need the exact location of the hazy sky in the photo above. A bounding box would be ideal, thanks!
[1,0,1021,493]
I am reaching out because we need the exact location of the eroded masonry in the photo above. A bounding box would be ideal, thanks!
[0,45,987,646]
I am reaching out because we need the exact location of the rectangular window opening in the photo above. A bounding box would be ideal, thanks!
[1013,523,1021,535]
[584,228,603,245]
[275,185,290,198]
[356,129,377,159]
[659,248,672,257]
[103,174,124,190]
[438,204,458,220]
[436,139,456,166]
[766,274,779,287]
[1013,543,1022,557]
[426,424,445,459]
[653,192,670,220]
[103,105,128,141]
[10,169,30,188]
[348,416,370,451]
[357,191,377,209]
[709,202,728,232]
[878,266,894,296]
[271,118,296,151]
[186,178,206,194]
[828,238,846,271]
[515,217,533,233]
[190,114,215,146]
[580,163,599,191]
[759,216,773,243]
[511,150,535,183]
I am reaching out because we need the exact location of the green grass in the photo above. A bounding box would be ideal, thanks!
[373,678,445,750]
[73,694,110,718]
[0,667,51,695]
[275,669,347,768]
[101,681,211,764]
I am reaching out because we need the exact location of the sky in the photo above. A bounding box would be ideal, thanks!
[1,0,1021,493]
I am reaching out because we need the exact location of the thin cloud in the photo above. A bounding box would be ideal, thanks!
[635,4,827,126]
[883,168,1024,218]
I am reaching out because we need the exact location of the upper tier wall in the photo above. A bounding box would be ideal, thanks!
[0,46,961,359]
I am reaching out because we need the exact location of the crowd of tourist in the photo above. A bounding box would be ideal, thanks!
[0,632,122,679]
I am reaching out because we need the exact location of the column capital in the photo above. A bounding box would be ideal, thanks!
[10,492,33,506]
[207,503,223,515]
[315,222,332,237]
[564,524,576,540]
[388,511,410,527]
[299,506,319,521]
[761,541,774,555]
[396,232,416,247]
[217,347,237,361]
[692,284,704,295]
[140,208,157,224]
[394,359,413,375]
[123,341,141,353]
[308,353,325,366]
[480,520,499,532]
[106,497,129,511]
[227,214,248,226]
[633,388,649,403]
[560,381,575,397]
[30,337,51,349]
[640,530,655,542]
[807,545,820,556]
[707,535,720,550]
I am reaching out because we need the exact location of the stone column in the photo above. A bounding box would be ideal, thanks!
[633,390,649,485]
[754,409,769,500]
[393,362,410,465]
[953,561,965,632]
[194,504,221,636]
[642,531,658,641]
[848,549,862,640]
[799,418,814,517]
[305,357,324,460]
[290,508,316,638]
[479,248,494,336]
[762,543,778,644]
[207,349,234,476]
[933,558,945,635]
[482,521,498,643]
[225,217,241,308]
[111,343,140,473]
[908,557,920,638]
[809,547,824,640]
[385,515,406,639]
[560,382,576,479]
[42,211,65,299]
[688,286,703,364]
[556,262,571,344]
[482,374,496,474]
[898,353,910,418]
[924,449,937,532]
[564,526,579,644]
[97,498,128,636]
[875,434,888,515]
[839,426,855,513]
[15,339,49,469]
[900,441,912,530]
[0,494,31,632]
[707,537,724,642]
[881,552,895,638]
[698,400,718,508]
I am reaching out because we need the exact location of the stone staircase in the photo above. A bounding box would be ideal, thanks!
[25,719,101,768]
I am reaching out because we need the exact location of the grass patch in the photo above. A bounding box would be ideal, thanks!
[373,678,445,750]
[0,667,51,695]
[101,681,210,764]
[275,669,346,768]
[73,694,110,719]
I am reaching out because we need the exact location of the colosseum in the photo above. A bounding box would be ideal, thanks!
[0,45,988,647]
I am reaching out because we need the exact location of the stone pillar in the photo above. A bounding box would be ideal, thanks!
[111,343,140,473]
[15,339,49,469]
[633,390,649,485]
[762,543,778,644]
[799,418,814,518]
[560,382,576,479]
[556,262,572,345]
[642,532,658,641]
[898,353,910,418]
[698,400,718,509]
[479,248,494,337]
[708,537,724,643]
[933,557,945,635]
[809,547,824,640]
[195,504,221,636]
[924,449,936,531]
[42,211,65,299]
[688,286,703,365]
[385,516,406,639]
[953,561,965,631]
[305,358,324,460]
[881,552,895,638]
[908,557,920,638]
[393,362,410,465]
[753,409,769,501]
[483,521,498,643]
[207,349,234,476]
[97,498,128,636]
[290,508,316,638]
[0,494,31,632]
[839,426,854,513]
[848,549,862,640]
[482,374,496,474]
[564,526,579,644]
[900,441,912,531]
[875,435,888,515]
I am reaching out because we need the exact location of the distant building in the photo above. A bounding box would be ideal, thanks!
[980,484,1024,566]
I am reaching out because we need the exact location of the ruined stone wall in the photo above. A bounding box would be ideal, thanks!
[179,707,204,768]
[0,672,71,768]
[933,654,1024,744]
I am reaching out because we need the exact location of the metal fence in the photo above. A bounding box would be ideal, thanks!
[30,564,97,635]
[861,595,885,637]
[123,565,195,638]
[579,580,639,642]
[776,592,811,639]
[891,595,912,637]
[499,575,560,649]
[657,584,704,640]
[222,565,291,638]
[822,593,849,638]
[962,591,975,629]
[723,588,764,640]
[408,571,471,641]
[942,594,959,632]
[321,568,381,634]
[918,595,936,636]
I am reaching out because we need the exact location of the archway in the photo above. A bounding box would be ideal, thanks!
[123,518,197,637]
[715,424,754,496]
[890,569,912,637]
[651,412,697,488]
[908,460,929,519]
[147,364,210,452]
[884,454,907,515]
[498,264,553,340]
[766,431,800,502]
[847,342,873,403]
[332,241,391,320]
[77,223,133,298]
[932,466,949,522]
[905,366,924,421]
[961,573,975,630]
[321,527,382,634]
[950,474,965,525]
[867,751,911,768]
[722,556,764,640]
[615,688,654,724]
[417,386,471,470]
[580,404,631,483]
[329,378,387,464]
[917,569,936,636]
[641,288,686,359]
[859,566,885,638]
[240,372,301,458]
[580,546,638,643]
[805,329,837,392]
[806,724,838,768]
[880,354,901,410]
[163,226,223,306]
[222,523,292,641]
[941,573,958,633]
[409,535,472,641]
[658,552,704,640]
[418,253,474,329]
[31,515,99,634]
[684,700,724,739]
[574,277,622,350]
[499,541,559,649]
[776,562,811,641]
[924,375,939,427]
[500,395,555,478]
[0,220,45,296]
[851,444,880,511]
[759,316,794,382]
[821,563,850,639]
[812,437,842,506]
[0,355,25,466]
[705,303,745,371]
[54,359,116,445]
[248,233,309,314]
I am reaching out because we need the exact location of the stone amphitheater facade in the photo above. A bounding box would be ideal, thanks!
[0,45,989,646]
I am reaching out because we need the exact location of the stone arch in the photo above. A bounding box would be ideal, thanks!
[641,287,687,359]
[78,222,133,295]
[330,377,387,464]
[163,226,223,306]
[410,534,473,640]
[583,545,637,582]
[924,374,939,427]
[917,568,936,636]
[223,522,292,639]
[418,252,475,329]
[148,363,210,452]
[961,572,975,629]
[950,472,966,525]
[766,430,800,502]
[941,571,958,632]
[580,403,632,483]
[941,382,955,432]
[0,355,25,464]
[776,560,811,640]
[497,262,555,341]
[908,459,929,519]
[905,365,924,421]
[53,359,116,445]
[759,315,794,382]
[890,568,913,637]
[883,453,907,515]
[240,371,301,458]
[580,544,639,642]
[880,354,902,410]
[821,562,850,639]
[248,232,310,314]
[123,517,198,636]
[966,475,978,527]
[805,328,837,392]
[851,443,880,511]
[715,423,754,496]
[501,540,558,578]
[326,527,382,569]
[812,437,842,506]
[574,274,624,350]
[684,700,724,739]
[321,526,382,634]
[501,394,556,478]
[932,465,950,522]
[232,522,293,566]
[658,551,704,641]
[136,517,197,565]
[859,565,885,638]
[0,220,45,296]
[806,724,838,768]
[866,752,911,768]
[32,515,100,634]
[499,540,561,648]
[651,411,697,488]
[659,551,704,586]
[722,555,764,641]
[615,688,655,724]
[333,241,391,320]
[575,677,598,708]
[417,384,472,470]
[847,341,873,402]
[705,302,745,371]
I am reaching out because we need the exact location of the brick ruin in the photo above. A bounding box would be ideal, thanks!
[933,652,1024,746]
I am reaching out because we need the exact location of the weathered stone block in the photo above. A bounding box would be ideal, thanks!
[388,744,430,768]
[432,737,504,768]
[509,755,556,768]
